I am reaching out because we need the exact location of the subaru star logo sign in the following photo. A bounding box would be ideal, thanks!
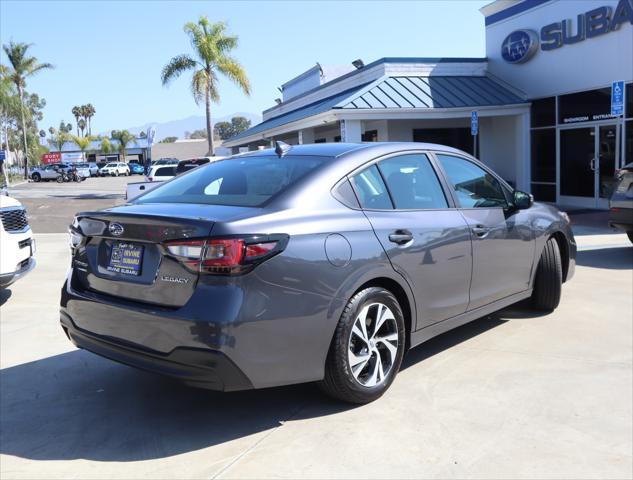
[501,29,539,64]
[109,222,124,237]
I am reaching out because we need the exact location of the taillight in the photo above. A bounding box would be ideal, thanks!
[164,235,288,275]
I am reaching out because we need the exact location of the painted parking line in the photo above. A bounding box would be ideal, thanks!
[577,244,632,252]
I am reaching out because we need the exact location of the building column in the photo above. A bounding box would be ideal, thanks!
[298,129,315,145]
[516,111,530,192]
[341,119,362,142]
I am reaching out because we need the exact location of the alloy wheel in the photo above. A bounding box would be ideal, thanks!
[347,302,399,387]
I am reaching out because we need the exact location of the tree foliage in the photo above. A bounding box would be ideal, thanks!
[213,116,251,140]
[159,136,178,143]
[111,130,136,160]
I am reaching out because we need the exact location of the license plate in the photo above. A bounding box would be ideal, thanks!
[107,242,144,276]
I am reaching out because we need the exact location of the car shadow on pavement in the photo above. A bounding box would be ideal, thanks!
[576,246,633,270]
[0,310,542,463]
[0,288,12,307]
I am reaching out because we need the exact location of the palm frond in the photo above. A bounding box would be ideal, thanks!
[216,58,251,96]
[190,69,209,105]
[161,54,197,85]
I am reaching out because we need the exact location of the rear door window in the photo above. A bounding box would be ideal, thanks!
[155,166,176,177]
[135,155,327,207]
[378,154,448,209]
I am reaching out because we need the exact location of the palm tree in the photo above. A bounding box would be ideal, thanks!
[99,137,113,156]
[71,106,81,136]
[111,130,136,163]
[78,118,86,137]
[2,41,54,178]
[85,103,95,136]
[71,134,92,162]
[161,17,250,156]
[50,128,68,153]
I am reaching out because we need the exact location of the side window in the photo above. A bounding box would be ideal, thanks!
[436,154,508,208]
[378,154,448,209]
[350,165,393,209]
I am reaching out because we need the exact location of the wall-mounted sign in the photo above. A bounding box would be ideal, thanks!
[502,0,633,64]
[611,80,625,116]
[501,30,539,63]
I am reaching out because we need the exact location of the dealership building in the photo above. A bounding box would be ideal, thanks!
[224,0,633,209]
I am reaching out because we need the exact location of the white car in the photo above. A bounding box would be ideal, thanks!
[99,162,130,177]
[0,195,35,288]
[146,165,177,182]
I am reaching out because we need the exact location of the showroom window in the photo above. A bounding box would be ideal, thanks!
[530,129,556,202]
[531,97,556,128]
[558,87,614,124]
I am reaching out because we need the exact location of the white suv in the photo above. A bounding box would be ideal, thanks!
[99,162,130,177]
[0,195,35,288]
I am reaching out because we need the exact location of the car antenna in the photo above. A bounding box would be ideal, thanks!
[274,140,291,158]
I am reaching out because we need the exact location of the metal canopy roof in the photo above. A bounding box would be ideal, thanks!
[227,75,526,144]
[342,76,525,110]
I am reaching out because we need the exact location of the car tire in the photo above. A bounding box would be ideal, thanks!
[32,173,41,182]
[627,231,633,244]
[319,287,406,404]
[531,237,562,312]
[112,172,118,177]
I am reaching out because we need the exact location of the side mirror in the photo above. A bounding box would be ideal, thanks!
[513,190,534,210]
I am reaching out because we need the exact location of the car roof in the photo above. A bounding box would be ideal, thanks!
[238,142,469,159]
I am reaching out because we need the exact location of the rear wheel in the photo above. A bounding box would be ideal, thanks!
[627,231,633,244]
[56,175,64,183]
[531,237,562,311]
[319,287,405,404]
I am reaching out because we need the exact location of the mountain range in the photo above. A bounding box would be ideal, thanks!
[124,112,261,141]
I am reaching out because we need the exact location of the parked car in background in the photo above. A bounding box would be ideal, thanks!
[72,163,92,179]
[99,162,130,177]
[61,142,576,404]
[129,163,145,175]
[151,158,178,166]
[146,165,176,182]
[30,163,71,182]
[609,162,633,243]
[175,157,213,175]
[87,162,99,176]
[1,194,35,288]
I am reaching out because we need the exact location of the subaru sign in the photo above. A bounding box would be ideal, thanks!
[501,30,539,64]
[502,0,633,63]
[471,111,479,136]
[611,80,625,117]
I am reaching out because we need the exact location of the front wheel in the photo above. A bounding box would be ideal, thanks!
[531,237,562,311]
[319,287,406,404]
[32,173,41,182]
[56,175,64,183]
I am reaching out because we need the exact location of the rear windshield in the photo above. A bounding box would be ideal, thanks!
[135,155,327,207]
[154,166,176,177]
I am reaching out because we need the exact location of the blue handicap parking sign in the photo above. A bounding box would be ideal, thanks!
[611,80,625,116]
[471,111,478,136]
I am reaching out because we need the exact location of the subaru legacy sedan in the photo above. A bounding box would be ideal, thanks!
[61,142,576,404]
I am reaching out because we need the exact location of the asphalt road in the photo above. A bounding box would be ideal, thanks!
[7,176,136,233]
[1,224,632,476]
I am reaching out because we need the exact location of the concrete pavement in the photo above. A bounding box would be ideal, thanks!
[0,231,631,479]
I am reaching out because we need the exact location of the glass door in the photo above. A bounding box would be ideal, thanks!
[597,125,619,208]
[560,127,596,207]
[559,124,620,208]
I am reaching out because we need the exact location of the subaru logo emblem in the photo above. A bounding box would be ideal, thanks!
[501,30,538,64]
[109,222,124,236]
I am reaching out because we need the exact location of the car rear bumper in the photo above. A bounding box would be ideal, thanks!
[60,309,253,391]
[608,207,633,232]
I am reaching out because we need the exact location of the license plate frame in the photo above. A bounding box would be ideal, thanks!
[107,242,144,276]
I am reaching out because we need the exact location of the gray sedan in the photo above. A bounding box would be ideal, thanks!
[61,142,576,403]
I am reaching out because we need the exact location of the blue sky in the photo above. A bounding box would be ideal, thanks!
[1,0,488,135]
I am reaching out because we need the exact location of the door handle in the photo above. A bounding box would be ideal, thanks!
[471,225,490,237]
[590,158,596,171]
[388,230,413,245]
